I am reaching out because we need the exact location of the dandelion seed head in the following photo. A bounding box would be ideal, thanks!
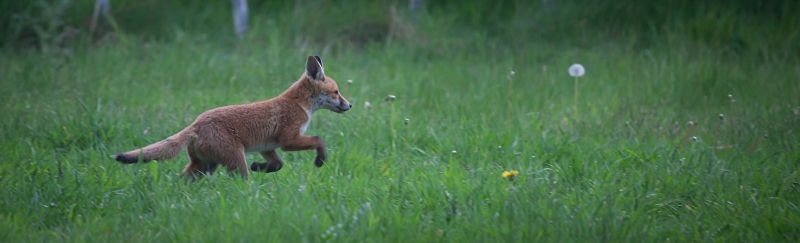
[362,202,371,210]
[568,64,585,77]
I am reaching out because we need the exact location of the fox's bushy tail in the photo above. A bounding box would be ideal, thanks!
[114,129,193,164]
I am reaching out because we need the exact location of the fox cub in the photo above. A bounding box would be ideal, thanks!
[113,55,352,180]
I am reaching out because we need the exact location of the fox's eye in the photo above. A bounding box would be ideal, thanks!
[334,90,339,95]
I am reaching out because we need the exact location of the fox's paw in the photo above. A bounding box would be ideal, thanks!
[250,162,283,173]
[250,162,267,172]
[314,156,325,167]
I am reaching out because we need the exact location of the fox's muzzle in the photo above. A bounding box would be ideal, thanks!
[337,97,352,113]
[337,102,352,113]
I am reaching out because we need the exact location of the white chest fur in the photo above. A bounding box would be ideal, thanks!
[299,108,313,135]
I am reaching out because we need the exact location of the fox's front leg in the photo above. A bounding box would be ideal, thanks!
[279,135,327,167]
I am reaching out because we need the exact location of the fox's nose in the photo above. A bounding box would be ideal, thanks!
[348,103,353,108]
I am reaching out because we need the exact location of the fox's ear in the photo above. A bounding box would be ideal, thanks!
[314,55,323,68]
[306,55,325,81]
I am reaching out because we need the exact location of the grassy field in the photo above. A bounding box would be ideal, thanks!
[1,0,799,242]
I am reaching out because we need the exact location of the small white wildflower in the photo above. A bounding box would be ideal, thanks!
[451,150,457,154]
[386,95,396,102]
[691,136,698,142]
[568,64,585,77]
[364,101,372,109]
[347,79,353,84]
[509,71,515,77]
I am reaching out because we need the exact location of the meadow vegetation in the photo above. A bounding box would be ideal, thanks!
[1,0,799,242]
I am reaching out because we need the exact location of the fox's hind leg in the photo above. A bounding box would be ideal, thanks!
[250,150,284,173]
[221,151,249,179]
[181,148,219,181]
[196,143,249,180]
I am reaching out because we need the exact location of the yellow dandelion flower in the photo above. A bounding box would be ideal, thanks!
[502,170,519,180]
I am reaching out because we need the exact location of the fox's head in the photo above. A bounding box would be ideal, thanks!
[305,55,352,114]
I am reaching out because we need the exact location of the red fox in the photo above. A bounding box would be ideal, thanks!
[113,55,352,180]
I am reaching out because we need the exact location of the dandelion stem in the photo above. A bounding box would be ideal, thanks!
[728,102,733,146]
[745,134,767,153]
[713,114,723,148]
[389,101,397,151]
[681,122,695,148]
[574,77,579,119]
[728,94,735,146]
[403,119,409,165]
[507,73,514,127]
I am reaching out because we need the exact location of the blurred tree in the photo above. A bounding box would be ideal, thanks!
[232,0,248,39]
[409,0,422,22]
[90,0,248,38]
[89,0,109,32]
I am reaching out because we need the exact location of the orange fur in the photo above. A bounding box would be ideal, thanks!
[114,55,352,180]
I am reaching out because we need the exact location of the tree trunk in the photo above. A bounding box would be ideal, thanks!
[232,0,249,39]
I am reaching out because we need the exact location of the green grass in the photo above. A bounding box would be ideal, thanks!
[2,1,800,242]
